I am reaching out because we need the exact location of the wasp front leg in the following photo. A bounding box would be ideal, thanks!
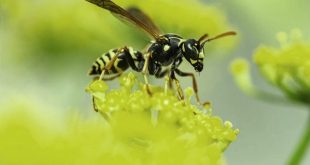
[174,68,210,106]
[174,69,200,103]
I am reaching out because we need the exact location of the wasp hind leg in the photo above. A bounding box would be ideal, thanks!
[91,47,126,113]
[91,73,123,114]
[93,73,122,81]
[99,48,124,80]
[92,96,111,121]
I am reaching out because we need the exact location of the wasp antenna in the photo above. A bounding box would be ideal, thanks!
[198,34,209,44]
[206,31,236,43]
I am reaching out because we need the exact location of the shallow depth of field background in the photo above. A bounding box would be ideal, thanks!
[0,0,309,165]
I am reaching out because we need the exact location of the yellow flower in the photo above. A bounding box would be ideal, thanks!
[85,73,239,165]
[0,73,238,164]
[230,29,310,165]
[231,29,310,104]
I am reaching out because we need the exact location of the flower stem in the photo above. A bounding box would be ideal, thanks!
[288,111,310,165]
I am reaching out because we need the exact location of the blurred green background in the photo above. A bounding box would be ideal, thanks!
[0,0,309,164]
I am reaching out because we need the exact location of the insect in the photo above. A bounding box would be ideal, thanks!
[86,0,236,105]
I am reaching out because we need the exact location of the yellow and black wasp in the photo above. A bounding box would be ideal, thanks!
[86,0,236,105]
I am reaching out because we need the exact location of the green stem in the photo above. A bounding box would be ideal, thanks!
[288,111,310,165]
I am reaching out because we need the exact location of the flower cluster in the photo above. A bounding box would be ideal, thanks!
[86,73,239,165]
[0,73,238,165]
[231,30,310,104]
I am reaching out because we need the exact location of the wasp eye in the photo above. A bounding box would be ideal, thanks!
[192,46,199,54]
[183,39,199,59]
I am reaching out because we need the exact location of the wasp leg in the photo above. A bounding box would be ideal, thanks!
[93,73,122,81]
[102,73,123,81]
[91,73,122,114]
[167,76,174,90]
[141,44,151,53]
[94,47,125,113]
[155,68,170,78]
[121,47,144,72]
[92,96,111,121]
[164,76,175,94]
[170,71,184,100]
[175,68,204,105]
[92,96,99,112]
[142,53,152,95]
[102,73,122,81]
[99,47,124,80]
[154,68,170,93]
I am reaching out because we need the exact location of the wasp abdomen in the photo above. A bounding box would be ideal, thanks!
[88,49,129,76]
[88,47,144,76]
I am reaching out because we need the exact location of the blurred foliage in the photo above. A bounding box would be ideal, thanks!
[231,29,310,105]
[254,30,310,104]
[230,29,310,165]
[0,0,237,66]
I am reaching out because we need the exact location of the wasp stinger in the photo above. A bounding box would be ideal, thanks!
[86,0,236,105]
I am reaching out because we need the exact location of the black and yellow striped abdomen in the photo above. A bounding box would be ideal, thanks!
[88,47,144,76]
[88,49,129,75]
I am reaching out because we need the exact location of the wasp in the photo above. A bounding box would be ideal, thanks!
[86,0,236,105]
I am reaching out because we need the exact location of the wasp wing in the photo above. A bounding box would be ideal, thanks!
[86,0,161,40]
[127,7,162,35]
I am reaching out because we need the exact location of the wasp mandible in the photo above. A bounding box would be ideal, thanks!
[86,0,236,105]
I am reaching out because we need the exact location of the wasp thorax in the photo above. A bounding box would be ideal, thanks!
[182,39,205,72]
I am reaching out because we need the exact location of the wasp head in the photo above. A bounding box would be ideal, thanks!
[182,31,237,72]
[181,39,204,72]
